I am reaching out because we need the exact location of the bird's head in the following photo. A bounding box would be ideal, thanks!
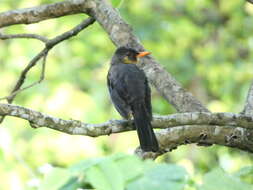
[112,46,151,64]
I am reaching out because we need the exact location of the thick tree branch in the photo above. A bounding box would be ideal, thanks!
[1,103,253,133]
[1,103,253,154]
[137,125,253,159]
[154,112,253,130]
[0,0,94,28]
[242,82,253,116]
[0,0,251,29]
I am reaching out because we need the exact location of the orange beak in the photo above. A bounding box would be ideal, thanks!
[136,51,151,58]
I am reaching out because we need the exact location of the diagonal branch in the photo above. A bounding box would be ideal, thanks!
[0,0,208,112]
[0,103,253,154]
[0,17,95,123]
[0,17,95,103]
[0,49,48,123]
[90,0,208,112]
[45,17,95,48]
[4,49,49,103]
[0,51,49,102]
[242,81,253,116]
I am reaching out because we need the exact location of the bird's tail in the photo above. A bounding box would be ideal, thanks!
[132,103,159,152]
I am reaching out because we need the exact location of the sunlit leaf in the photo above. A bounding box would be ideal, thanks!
[59,177,80,190]
[69,157,104,174]
[85,158,124,190]
[126,164,187,190]
[234,166,253,177]
[199,168,253,190]
[39,168,74,190]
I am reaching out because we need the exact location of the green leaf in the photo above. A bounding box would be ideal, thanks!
[85,158,124,190]
[114,154,144,183]
[68,157,104,174]
[199,168,253,190]
[39,168,74,190]
[126,164,187,190]
[111,0,123,7]
[59,177,80,190]
[127,176,185,190]
[234,166,253,178]
[145,163,187,182]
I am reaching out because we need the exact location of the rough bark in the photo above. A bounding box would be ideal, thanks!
[0,0,94,28]
[1,103,253,154]
[137,125,253,159]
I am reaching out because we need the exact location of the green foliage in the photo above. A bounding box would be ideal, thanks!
[234,166,253,177]
[85,158,125,190]
[39,168,76,190]
[126,163,187,190]
[199,168,253,190]
[234,166,253,184]
[39,154,186,190]
[38,154,253,190]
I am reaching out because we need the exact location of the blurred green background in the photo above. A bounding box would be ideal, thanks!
[0,0,253,189]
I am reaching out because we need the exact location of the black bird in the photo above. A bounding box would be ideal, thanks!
[107,46,159,152]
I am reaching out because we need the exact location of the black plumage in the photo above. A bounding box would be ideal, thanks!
[107,47,159,152]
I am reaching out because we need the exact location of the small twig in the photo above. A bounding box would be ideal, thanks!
[0,51,48,101]
[0,17,95,124]
[0,51,48,123]
[0,17,95,103]
[5,48,49,103]
[46,17,95,48]
[0,33,49,43]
